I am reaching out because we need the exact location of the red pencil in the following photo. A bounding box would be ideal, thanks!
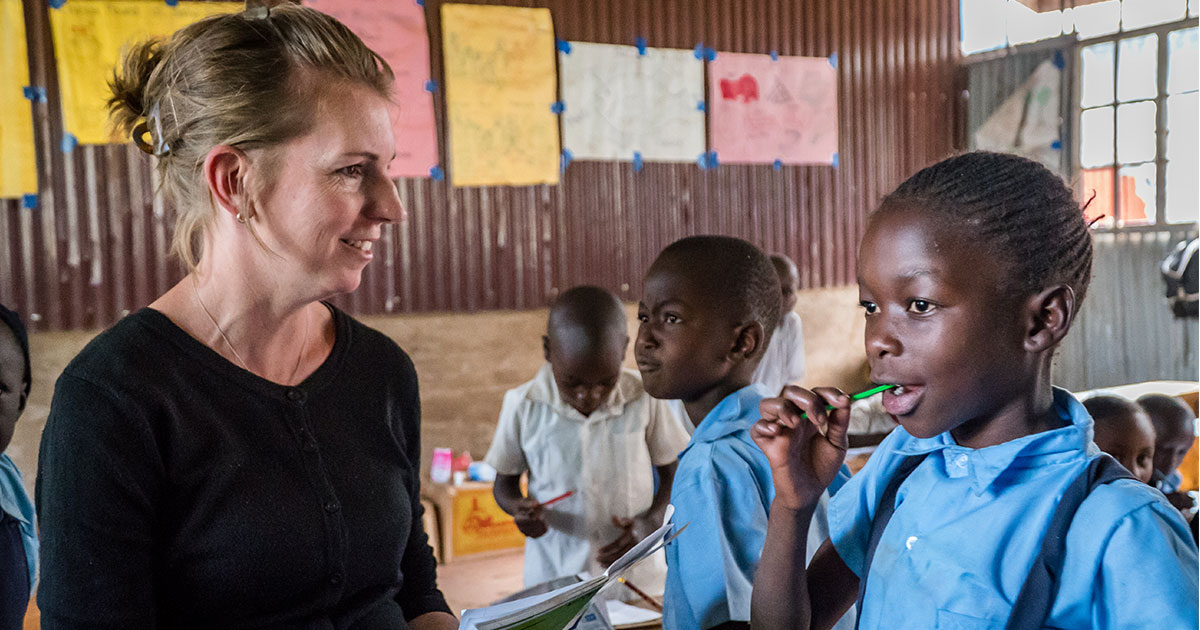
[537,490,574,507]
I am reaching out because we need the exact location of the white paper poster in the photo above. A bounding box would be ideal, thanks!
[559,42,705,163]
[974,59,1062,170]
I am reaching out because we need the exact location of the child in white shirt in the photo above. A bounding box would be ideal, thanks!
[486,286,689,592]
[752,254,805,395]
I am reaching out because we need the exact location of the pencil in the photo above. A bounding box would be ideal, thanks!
[617,577,662,611]
[537,490,574,508]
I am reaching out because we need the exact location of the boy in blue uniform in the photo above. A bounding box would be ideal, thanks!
[750,152,1198,630]
[635,236,850,630]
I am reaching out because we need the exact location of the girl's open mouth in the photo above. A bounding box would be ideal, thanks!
[882,384,925,416]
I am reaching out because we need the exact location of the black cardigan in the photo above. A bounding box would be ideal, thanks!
[36,305,451,629]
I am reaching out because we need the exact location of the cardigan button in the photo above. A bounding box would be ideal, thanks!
[329,572,343,585]
[325,501,341,513]
[287,389,306,403]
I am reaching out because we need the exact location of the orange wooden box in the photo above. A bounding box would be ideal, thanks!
[425,481,525,562]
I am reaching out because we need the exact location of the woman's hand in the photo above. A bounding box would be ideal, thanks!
[752,386,852,511]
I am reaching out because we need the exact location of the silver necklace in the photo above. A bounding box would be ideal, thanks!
[192,277,309,383]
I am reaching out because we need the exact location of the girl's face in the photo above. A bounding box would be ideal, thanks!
[0,324,26,453]
[857,204,1036,448]
[244,79,404,299]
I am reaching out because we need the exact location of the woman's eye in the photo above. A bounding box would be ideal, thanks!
[664,314,681,324]
[636,313,648,323]
[339,164,365,178]
[908,300,936,314]
[859,301,878,315]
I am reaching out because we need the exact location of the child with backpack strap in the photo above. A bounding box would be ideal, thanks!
[748,152,1199,630]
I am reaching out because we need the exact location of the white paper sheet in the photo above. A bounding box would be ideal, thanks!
[559,42,705,163]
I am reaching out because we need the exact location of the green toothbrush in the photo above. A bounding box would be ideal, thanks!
[797,383,897,420]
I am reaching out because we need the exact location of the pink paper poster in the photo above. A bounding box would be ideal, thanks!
[308,0,437,178]
[708,52,838,165]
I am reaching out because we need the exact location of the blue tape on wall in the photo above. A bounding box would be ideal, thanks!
[632,151,644,173]
[22,86,46,103]
[556,39,572,54]
[694,45,715,61]
[560,149,573,173]
[550,101,565,114]
[164,0,178,7]
[696,151,719,170]
[773,159,783,171]
[416,0,425,6]
[48,0,65,9]
[828,52,838,69]
[1053,50,1065,69]
[424,79,438,93]
[696,101,706,112]
[831,152,839,167]
[635,37,647,56]
[61,133,78,153]
[1051,140,1062,150]
[770,50,779,62]
[21,194,37,210]
[429,165,444,181]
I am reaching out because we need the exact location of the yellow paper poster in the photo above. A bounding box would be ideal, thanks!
[50,0,241,146]
[441,4,559,187]
[1,0,37,198]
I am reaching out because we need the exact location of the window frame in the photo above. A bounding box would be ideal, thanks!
[1073,16,1199,229]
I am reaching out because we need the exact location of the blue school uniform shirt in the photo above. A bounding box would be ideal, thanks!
[831,387,1199,629]
[0,454,36,590]
[662,385,850,630]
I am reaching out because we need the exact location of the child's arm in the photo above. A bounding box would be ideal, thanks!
[597,461,678,566]
[492,473,547,538]
[749,386,857,630]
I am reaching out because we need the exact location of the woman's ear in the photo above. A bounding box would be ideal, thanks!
[203,144,250,222]
[1022,284,1076,353]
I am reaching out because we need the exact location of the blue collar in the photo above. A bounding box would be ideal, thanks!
[891,387,1097,495]
[691,384,772,443]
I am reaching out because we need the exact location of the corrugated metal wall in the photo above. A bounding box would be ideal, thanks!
[1,0,962,331]
[1054,225,1199,391]
[964,40,1198,391]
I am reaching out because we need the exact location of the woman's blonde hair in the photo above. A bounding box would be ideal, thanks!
[108,4,394,271]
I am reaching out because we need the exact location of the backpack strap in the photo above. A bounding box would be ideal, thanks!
[1003,453,1136,630]
[854,453,929,630]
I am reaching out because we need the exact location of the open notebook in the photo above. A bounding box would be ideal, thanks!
[458,506,677,630]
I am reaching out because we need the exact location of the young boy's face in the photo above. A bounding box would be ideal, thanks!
[635,263,738,403]
[546,337,625,417]
[1149,406,1195,479]
[0,324,27,453]
[1093,409,1157,483]
[775,260,800,314]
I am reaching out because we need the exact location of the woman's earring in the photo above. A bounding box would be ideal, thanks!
[236,212,246,224]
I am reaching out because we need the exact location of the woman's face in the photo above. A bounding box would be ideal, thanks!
[246,78,404,299]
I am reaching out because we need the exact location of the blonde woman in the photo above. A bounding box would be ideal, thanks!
[36,6,457,629]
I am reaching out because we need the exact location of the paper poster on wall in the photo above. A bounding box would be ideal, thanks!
[708,52,839,165]
[307,0,437,179]
[50,0,241,146]
[559,42,705,163]
[441,4,559,187]
[974,58,1062,171]
[1,0,37,197]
